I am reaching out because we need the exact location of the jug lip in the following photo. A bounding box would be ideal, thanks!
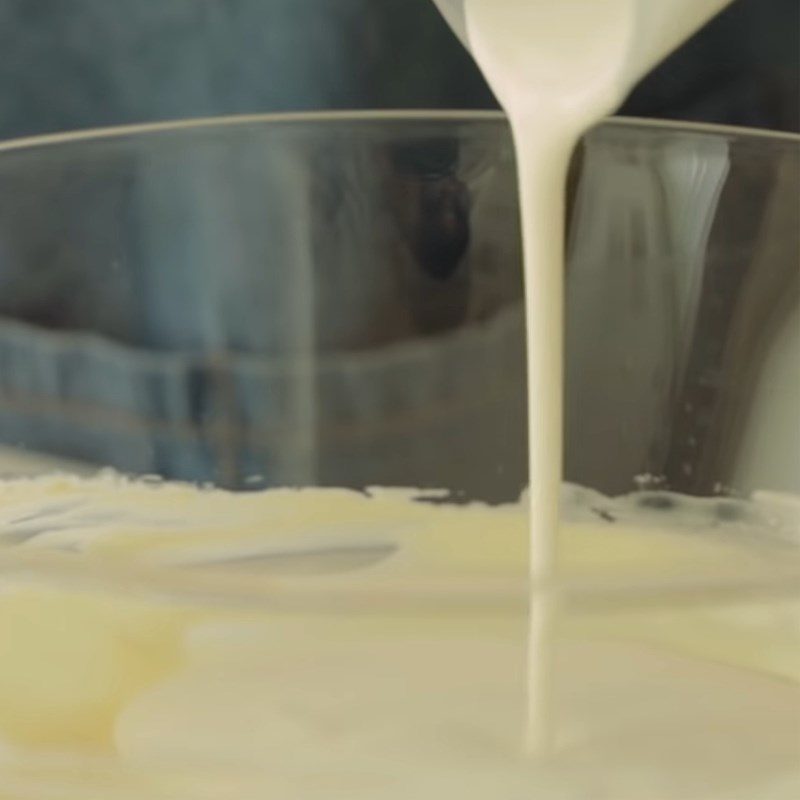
[0,111,797,155]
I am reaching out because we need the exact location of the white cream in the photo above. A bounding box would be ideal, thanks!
[443,0,733,750]
[0,476,797,799]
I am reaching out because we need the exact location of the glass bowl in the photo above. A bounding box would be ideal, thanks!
[0,112,797,499]
[0,113,797,799]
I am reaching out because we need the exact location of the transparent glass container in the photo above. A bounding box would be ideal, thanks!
[0,113,797,799]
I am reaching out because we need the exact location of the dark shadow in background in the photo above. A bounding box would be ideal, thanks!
[0,0,796,139]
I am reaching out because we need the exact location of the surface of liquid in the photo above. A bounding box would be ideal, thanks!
[0,476,798,799]
[453,0,733,747]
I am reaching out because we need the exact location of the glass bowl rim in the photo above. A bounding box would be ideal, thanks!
[0,110,797,157]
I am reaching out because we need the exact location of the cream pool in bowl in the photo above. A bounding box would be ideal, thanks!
[0,474,798,799]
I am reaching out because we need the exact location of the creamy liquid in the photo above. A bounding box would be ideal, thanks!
[0,476,798,799]
[1,2,795,795]
[451,0,733,750]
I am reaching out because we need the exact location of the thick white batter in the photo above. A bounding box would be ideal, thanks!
[0,476,797,798]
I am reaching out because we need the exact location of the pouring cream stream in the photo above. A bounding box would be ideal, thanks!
[431,0,734,752]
